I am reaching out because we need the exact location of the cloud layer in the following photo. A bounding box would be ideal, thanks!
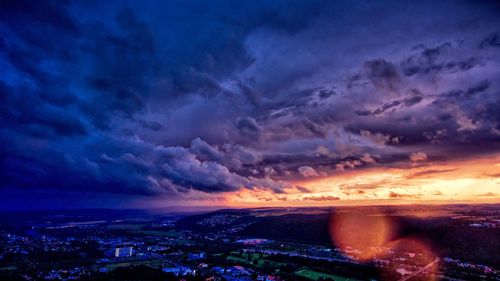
[1,0,499,207]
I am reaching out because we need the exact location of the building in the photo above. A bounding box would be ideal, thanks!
[114,246,133,257]
[258,275,280,281]
[162,265,195,276]
[188,251,206,260]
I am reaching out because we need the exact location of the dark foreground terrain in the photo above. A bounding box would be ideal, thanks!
[0,205,498,281]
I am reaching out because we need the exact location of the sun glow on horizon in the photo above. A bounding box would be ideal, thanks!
[221,154,500,207]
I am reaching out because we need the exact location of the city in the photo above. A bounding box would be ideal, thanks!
[0,205,498,280]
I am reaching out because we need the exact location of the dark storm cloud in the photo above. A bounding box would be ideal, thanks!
[441,80,490,99]
[354,59,401,92]
[356,93,424,116]
[480,31,500,48]
[237,117,262,139]
[1,0,500,206]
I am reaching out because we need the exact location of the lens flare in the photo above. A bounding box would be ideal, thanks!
[329,209,395,261]
[383,237,439,281]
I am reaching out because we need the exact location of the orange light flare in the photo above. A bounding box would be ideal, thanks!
[329,208,396,261]
[382,237,439,281]
[330,209,440,280]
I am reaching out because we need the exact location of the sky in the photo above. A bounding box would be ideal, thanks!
[0,0,499,209]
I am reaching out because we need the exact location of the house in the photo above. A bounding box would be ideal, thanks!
[230,266,252,276]
[188,252,206,260]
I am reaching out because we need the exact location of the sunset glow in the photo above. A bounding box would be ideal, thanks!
[221,154,500,207]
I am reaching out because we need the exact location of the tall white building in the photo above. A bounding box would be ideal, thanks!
[115,246,133,257]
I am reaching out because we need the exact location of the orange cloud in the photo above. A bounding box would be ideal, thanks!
[214,153,500,207]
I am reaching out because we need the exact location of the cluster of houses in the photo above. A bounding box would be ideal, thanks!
[161,263,281,281]
[444,257,496,275]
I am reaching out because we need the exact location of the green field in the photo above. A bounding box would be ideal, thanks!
[295,269,354,281]
[226,252,285,268]
[107,224,179,238]
[107,224,145,230]
[0,265,17,271]
[227,255,249,263]
[104,260,163,271]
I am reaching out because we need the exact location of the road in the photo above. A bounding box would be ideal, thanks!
[398,258,439,281]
